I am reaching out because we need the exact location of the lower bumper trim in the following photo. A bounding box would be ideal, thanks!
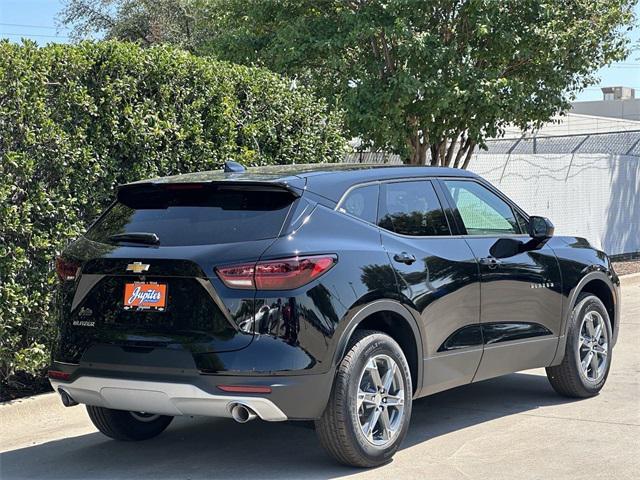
[50,376,287,421]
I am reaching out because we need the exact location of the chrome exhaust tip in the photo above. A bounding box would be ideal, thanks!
[230,403,257,423]
[58,388,79,407]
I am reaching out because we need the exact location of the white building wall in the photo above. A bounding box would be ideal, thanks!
[467,153,640,256]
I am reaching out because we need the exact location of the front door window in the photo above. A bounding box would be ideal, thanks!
[443,180,521,235]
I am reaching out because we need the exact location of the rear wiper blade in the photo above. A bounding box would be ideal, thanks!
[109,232,160,245]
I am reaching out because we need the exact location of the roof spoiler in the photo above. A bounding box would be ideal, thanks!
[116,180,303,204]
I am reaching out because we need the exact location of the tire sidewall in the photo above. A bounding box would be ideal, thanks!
[567,295,613,393]
[342,334,412,464]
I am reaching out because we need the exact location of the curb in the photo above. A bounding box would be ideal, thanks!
[620,272,640,287]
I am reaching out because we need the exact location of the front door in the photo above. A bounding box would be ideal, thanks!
[376,179,482,396]
[439,179,563,381]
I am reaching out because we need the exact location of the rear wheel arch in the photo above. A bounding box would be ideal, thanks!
[334,300,423,394]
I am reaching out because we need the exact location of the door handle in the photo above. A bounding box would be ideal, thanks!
[479,257,501,269]
[393,252,416,265]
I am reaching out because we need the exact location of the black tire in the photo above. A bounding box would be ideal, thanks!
[546,293,613,398]
[315,330,412,468]
[86,405,173,441]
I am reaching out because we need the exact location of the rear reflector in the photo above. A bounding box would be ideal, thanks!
[48,370,71,381]
[216,255,337,290]
[217,385,272,394]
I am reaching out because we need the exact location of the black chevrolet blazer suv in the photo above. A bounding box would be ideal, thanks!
[50,163,620,467]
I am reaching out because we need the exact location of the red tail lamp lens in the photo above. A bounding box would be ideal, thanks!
[255,256,336,290]
[216,255,337,290]
[55,257,80,281]
[216,263,256,289]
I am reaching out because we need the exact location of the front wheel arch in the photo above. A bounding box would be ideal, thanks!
[551,270,619,366]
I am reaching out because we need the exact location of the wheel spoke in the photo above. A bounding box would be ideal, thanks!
[593,344,608,356]
[367,359,384,390]
[581,351,594,373]
[384,393,404,407]
[357,391,377,410]
[590,351,599,376]
[593,322,603,342]
[364,407,382,440]
[585,315,596,337]
[382,362,397,392]
[379,408,392,440]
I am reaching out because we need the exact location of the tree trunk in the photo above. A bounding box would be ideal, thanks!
[461,141,476,169]
[406,127,428,165]
[405,130,476,168]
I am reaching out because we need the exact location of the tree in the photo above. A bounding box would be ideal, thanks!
[60,0,202,48]
[61,0,637,166]
[0,40,345,384]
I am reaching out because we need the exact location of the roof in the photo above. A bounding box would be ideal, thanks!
[123,163,477,203]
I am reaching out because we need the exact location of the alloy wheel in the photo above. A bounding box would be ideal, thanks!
[577,310,609,382]
[356,354,405,446]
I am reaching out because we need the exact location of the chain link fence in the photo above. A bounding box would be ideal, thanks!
[344,130,640,163]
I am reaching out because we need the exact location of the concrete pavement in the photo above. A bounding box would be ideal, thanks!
[2,278,639,480]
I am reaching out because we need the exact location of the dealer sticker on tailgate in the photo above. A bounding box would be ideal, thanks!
[123,282,167,311]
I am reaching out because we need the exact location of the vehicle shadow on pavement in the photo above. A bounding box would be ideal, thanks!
[0,372,575,480]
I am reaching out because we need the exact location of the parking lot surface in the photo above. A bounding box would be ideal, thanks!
[1,277,639,480]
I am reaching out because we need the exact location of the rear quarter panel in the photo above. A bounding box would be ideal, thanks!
[229,204,399,375]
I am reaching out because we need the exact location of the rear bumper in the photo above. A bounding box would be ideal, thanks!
[49,367,335,421]
[50,376,287,421]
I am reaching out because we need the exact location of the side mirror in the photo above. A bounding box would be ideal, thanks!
[528,216,554,240]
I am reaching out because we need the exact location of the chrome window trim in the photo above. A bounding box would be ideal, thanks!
[333,175,534,240]
[335,180,381,213]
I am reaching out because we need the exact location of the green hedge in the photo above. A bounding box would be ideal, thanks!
[0,40,346,382]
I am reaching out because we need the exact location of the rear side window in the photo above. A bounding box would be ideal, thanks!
[378,181,450,236]
[85,185,296,246]
[338,184,379,224]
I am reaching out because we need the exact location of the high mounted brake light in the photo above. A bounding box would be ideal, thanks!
[216,255,337,291]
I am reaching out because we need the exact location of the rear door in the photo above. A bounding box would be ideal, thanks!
[376,179,482,396]
[439,179,563,381]
[57,183,299,368]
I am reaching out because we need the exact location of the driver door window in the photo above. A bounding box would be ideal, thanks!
[443,180,521,235]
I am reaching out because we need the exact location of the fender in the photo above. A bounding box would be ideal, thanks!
[332,299,425,395]
[550,270,620,366]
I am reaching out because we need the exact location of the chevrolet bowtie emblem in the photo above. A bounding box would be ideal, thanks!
[126,262,150,273]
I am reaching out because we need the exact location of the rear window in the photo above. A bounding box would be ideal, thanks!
[85,184,297,246]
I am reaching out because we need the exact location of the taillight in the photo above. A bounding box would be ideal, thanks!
[55,256,80,281]
[216,255,337,290]
[216,263,256,289]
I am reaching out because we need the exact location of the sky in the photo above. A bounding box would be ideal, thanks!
[0,0,638,102]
